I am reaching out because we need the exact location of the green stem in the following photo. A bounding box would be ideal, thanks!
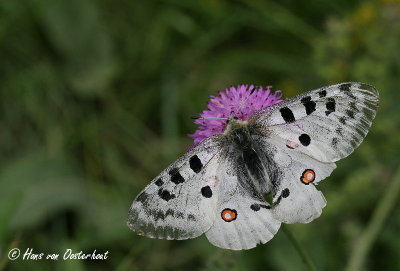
[282,225,318,271]
[345,165,400,271]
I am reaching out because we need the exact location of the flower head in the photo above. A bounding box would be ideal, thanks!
[189,84,282,146]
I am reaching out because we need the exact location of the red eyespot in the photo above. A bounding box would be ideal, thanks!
[301,169,315,184]
[221,208,237,222]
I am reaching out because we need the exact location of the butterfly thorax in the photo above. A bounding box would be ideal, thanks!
[222,117,248,136]
[222,118,273,197]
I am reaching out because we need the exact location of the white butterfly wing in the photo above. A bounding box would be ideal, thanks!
[127,136,222,240]
[249,82,378,224]
[251,82,379,162]
[255,136,336,223]
[204,154,281,250]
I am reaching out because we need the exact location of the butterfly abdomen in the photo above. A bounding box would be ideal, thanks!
[226,125,273,196]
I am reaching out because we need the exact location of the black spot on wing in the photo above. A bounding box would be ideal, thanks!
[346,92,357,100]
[250,203,270,211]
[281,188,290,198]
[339,83,357,99]
[136,191,149,203]
[148,209,186,222]
[189,155,203,173]
[299,134,311,146]
[153,210,166,221]
[165,209,175,218]
[201,186,212,198]
[250,204,260,211]
[158,189,175,201]
[339,83,352,92]
[318,90,327,98]
[169,168,185,184]
[273,188,290,205]
[187,214,196,221]
[339,116,347,124]
[155,178,163,186]
[167,209,184,219]
[325,97,336,116]
[346,110,355,119]
[332,138,339,148]
[336,127,343,136]
[301,96,316,115]
[280,107,295,123]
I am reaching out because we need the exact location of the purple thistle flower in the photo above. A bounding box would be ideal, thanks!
[189,84,283,146]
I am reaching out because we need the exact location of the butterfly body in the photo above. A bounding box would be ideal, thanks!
[221,119,279,196]
[127,82,379,250]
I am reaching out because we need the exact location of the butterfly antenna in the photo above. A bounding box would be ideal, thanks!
[191,116,228,120]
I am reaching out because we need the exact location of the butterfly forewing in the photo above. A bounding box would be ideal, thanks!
[127,135,222,240]
[250,82,379,162]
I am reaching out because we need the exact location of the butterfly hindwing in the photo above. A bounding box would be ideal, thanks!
[254,136,336,223]
[204,153,281,250]
[251,82,379,162]
[127,136,221,240]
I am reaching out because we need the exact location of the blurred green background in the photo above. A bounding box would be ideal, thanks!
[0,0,400,270]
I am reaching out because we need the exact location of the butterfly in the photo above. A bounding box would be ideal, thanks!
[127,82,379,250]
